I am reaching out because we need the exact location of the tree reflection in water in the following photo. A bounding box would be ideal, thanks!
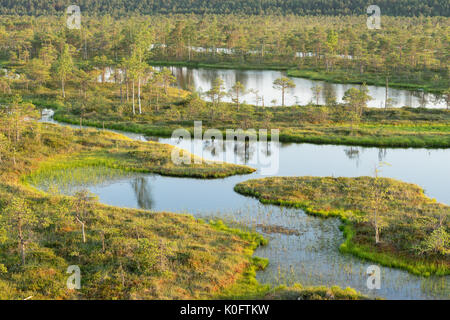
[343,147,361,167]
[131,177,153,210]
[378,148,387,162]
[202,138,257,164]
[203,138,220,158]
[344,147,388,166]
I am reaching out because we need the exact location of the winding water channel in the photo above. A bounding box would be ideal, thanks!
[39,108,449,300]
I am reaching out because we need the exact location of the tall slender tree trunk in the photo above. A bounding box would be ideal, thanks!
[82,223,86,243]
[374,179,380,245]
[126,79,129,102]
[156,90,159,110]
[188,39,191,61]
[132,81,135,115]
[375,220,380,244]
[138,77,142,114]
[125,70,129,102]
[120,80,123,104]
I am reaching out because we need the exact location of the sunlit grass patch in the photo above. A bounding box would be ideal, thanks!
[54,103,450,148]
[25,163,137,194]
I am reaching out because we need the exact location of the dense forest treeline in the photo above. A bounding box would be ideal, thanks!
[0,0,449,17]
[1,15,448,93]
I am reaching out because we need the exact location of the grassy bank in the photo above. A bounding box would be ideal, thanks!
[149,60,293,71]
[278,125,450,148]
[287,69,448,94]
[30,124,255,180]
[54,105,450,148]
[234,176,449,276]
[1,183,268,299]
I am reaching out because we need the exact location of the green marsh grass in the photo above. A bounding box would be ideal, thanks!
[54,104,450,148]
[25,164,137,194]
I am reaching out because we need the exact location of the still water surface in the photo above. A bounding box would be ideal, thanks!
[101,66,445,108]
[160,66,445,109]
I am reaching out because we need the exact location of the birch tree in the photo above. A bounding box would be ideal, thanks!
[72,190,97,243]
[134,28,153,114]
[2,198,37,265]
[356,163,393,244]
[53,44,74,98]
[311,84,322,105]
